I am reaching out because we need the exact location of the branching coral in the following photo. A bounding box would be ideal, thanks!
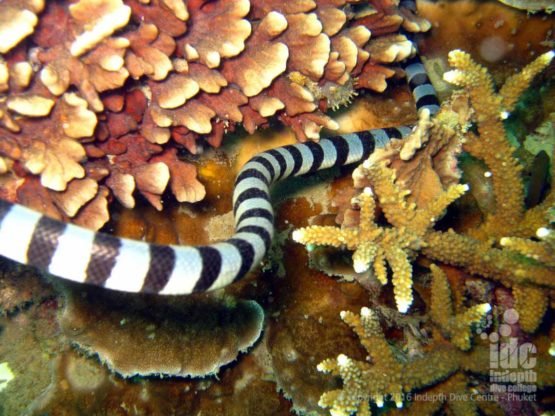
[293,166,467,313]
[0,0,429,229]
[295,50,555,414]
[442,50,554,240]
[296,49,555,327]
[429,264,490,350]
[423,49,555,332]
[317,303,555,416]
[317,307,484,416]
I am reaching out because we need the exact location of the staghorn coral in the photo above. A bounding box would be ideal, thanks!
[292,50,555,414]
[429,264,490,350]
[317,305,555,416]
[500,226,555,268]
[423,49,555,332]
[297,49,555,326]
[318,307,476,415]
[0,0,428,228]
[293,168,467,313]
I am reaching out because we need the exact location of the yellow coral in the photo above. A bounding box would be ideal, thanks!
[294,163,466,313]
[444,50,554,241]
[500,226,555,267]
[317,305,555,416]
[318,307,463,414]
[310,50,555,329]
[424,229,555,287]
[430,50,555,331]
[318,303,555,416]
[429,264,490,350]
[499,51,555,110]
[513,285,549,333]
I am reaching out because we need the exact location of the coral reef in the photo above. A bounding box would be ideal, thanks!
[0,246,274,414]
[317,305,555,416]
[266,240,370,415]
[0,293,63,415]
[291,47,555,416]
[425,49,555,332]
[0,1,554,415]
[295,50,555,326]
[429,264,491,351]
[293,163,468,313]
[0,0,428,228]
[0,257,54,316]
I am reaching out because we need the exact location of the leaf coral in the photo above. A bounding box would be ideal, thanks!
[0,0,428,229]
[0,0,44,54]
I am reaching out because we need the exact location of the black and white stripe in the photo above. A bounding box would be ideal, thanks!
[399,0,440,116]
[404,56,440,115]
[0,55,437,294]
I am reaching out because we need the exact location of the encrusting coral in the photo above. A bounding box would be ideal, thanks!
[60,285,264,378]
[295,50,555,329]
[0,0,429,229]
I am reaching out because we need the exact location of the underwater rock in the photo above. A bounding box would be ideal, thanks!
[0,296,63,415]
[0,258,54,316]
[267,241,370,415]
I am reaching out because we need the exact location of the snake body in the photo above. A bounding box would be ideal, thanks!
[0,56,438,295]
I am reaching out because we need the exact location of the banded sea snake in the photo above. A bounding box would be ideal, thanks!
[0,59,439,296]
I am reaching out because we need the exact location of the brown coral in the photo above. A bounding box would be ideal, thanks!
[0,0,429,227]
[181,0,251,68]
[61,286,264,377]
[1,92,96,192]
[35,1,131,112]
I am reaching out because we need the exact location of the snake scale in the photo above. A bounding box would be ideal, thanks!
[0,7,439,295]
